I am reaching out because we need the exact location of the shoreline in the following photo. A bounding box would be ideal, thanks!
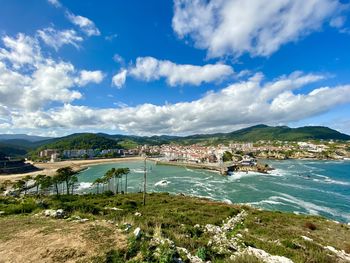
[0,156,143,183]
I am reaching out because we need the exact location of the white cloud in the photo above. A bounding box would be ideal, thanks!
[112,69,127,88]
[47,0,61,8]
[0,33,102,113]
[125,56,234,86]
[5,71,350,135]
[0,33,42,69]
[172,0,342,57]
[37,27,83,50]
[76,70,104,86]
[66,12,100,36]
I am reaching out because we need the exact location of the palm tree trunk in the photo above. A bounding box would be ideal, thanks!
[125,174,127,194]
[66,180,69,195]
[55,183,59,196]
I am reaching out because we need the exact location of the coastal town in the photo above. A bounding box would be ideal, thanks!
[30,140,350,175]
[38,140,350,163]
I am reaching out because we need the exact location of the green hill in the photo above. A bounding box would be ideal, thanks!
[3,125,350,158]
[224,124,350,142]
[35,133,123,152]
[173,124,350,144]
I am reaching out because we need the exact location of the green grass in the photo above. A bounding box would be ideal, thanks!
[0,193,349,263]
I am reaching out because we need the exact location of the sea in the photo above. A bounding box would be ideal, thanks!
[76,159,350,223]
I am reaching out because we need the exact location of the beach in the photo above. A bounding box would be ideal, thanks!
[0,157,143,183]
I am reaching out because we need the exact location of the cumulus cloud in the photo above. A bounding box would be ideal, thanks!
[76,70,104,86]
[5,71,350,135]
[112,69,127,88]
[0,33,42,69]
[114,56,234,87]
[0,33,103,112]
[172,0,342,57]
[66,12,100,36]
[37,27,83,50]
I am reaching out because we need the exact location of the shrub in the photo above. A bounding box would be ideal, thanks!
[104,249,124,263]
[103,191,114,197]
[304,222,317,231]
[126,236,140,259]
[282,240,301,249]
[196,247,208,261]
[157,243,177,263]
[4,199,37,215]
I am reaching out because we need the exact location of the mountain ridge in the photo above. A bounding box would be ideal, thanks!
[1,125,349,157]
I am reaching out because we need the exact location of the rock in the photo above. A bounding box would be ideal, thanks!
[134,212,142,217]
[324,246,350,261]
[123,223,132,232]
[69,215,82,220]
[55,209,65,218]
[245,247,293,263]
[44,209,56,217]
[301,236,313,242]
[133,227,141,239]
[104,207,123,211]
[204,210,247,255]
[43,209,65,219]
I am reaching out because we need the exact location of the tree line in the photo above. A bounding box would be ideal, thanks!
[93,168,130,194]
[1,166,131,197]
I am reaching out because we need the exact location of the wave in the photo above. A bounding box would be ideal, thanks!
[269,193,350,222]
[154,180,170,187]
[76,182,93,191]
[249,200,284,206]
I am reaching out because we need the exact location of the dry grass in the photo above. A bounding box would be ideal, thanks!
[0,216,127,263]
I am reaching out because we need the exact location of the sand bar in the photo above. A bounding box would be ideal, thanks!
[0,157,143,183]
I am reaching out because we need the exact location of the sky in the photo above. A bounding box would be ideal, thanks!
[1,0,350,137]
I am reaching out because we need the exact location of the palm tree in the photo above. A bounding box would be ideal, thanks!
[52,174,62,196]
[69,176,78,194]
[23,175,32,195]
[93,177,103,194]
[56,167,78,195]
[14,179,25,196]
[34,174,46,194]
[116,168,130,194]
[40,176,53,195]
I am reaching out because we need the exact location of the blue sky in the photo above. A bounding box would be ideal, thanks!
[0,0,350,136]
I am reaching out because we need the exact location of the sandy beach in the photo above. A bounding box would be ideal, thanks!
[0,157,143,183]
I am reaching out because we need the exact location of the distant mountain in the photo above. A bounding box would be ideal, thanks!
[214,124,350,142]
[0,134,52,142]
[2,125,349,158]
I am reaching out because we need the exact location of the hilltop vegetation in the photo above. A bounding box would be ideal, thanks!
[30,133,123,156]
[1,125,349,158]
[0,193,349,262]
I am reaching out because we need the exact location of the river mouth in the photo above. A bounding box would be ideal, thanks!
[76,159,350,223]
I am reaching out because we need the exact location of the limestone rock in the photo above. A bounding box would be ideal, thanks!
[133,227,141,239]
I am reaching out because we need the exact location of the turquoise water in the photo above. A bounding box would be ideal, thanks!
[77,159,350,223]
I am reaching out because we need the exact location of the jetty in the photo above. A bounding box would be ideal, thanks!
[153,159,271,175]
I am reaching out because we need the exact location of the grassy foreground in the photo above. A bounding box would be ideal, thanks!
[0,193,349,263]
